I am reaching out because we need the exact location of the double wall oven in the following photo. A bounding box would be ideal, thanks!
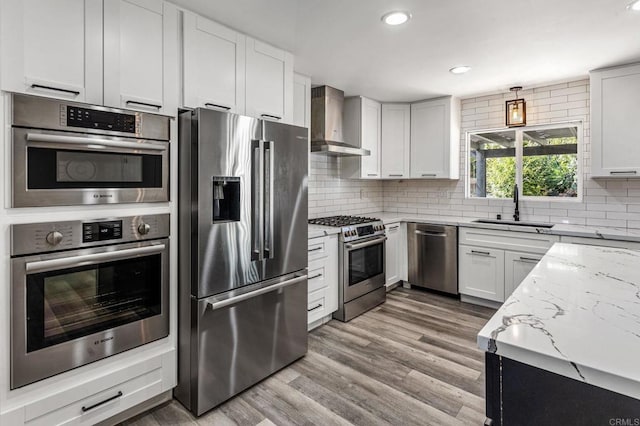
[309,216,387,321]
[11,93,170,207]
[10,214,170,389]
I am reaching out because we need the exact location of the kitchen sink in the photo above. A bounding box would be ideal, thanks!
[473,219,555,228]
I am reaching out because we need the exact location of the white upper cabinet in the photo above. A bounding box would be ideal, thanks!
[381,103,411,179]
[104,0,168,113]
[245,37,293,123]
[342,96,382,179]
[410,96,461,179]
[293,73,311,129]
[182,12,245,113]
[591,63,640,178]
[0,0,103,103]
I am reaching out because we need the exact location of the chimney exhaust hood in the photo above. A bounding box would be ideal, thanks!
[310,86,370,156]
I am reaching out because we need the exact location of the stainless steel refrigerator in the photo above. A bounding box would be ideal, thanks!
[175,108,308,416]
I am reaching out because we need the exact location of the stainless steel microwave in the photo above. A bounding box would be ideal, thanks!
[11,93,170,207]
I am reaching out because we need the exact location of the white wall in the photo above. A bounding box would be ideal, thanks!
[383,78,640,229]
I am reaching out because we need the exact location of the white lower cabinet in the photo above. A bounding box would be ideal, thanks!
[3,349,175,426]
[385,223,401,287]
[307,234,338,329]
[459,245,505,302]
[458,227,559,303]
[504,251,542,298]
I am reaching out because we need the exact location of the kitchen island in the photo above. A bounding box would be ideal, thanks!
[477,243,640,425]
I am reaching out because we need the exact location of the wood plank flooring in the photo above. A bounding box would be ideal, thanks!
[122,287,496,426]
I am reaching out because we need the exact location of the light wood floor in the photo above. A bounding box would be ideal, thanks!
[122,287,495,426]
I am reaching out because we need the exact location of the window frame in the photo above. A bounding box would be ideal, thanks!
[465,121,583,202]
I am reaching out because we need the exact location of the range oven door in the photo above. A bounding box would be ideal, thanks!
[11,240,169,389]
[12,128,169,207]
[343,236,387,303]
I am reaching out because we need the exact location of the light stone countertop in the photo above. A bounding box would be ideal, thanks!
[477,243,640,400]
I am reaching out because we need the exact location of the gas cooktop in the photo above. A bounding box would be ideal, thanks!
[308,215,380,227]
[308,215,385,242]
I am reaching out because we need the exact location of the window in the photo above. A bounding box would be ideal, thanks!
[468,123,581,199]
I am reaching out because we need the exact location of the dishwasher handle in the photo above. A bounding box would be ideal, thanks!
[415,230,447,237]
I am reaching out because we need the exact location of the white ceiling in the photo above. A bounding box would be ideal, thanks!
[169,0,640,101]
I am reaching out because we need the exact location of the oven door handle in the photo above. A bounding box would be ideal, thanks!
[345,237,387,250]
[25,244,166,273]
[26,133,167,152]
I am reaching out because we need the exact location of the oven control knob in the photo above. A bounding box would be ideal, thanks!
[46,231,63,246]
[137,223,151,235]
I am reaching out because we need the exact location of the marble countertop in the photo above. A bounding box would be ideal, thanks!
[477,243,640,400]
[308,224,341,239]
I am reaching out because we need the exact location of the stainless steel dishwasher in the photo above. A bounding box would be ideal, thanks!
[407,223,458,295]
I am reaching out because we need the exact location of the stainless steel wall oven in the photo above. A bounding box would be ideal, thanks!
[11,93,170,207]
[10,214,170,389]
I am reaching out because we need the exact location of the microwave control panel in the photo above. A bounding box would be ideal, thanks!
[82,220,123,243]
[62,106,136,133]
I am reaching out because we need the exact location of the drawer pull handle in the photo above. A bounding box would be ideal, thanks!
[388,225,399,230]
[30,84,80,96]
[205,102,231,110]
[519,256,540,263]
[308,247,323,252]
[610,171,637,175]
[421,173,436,177]
[82,391,123,413]
[308,304,323,312]
[388,174,404,177]
[126,100,161,110]
[471,250,491,256]
[309,273,323,280]
[261,114,282,121]
[367,173,378,177]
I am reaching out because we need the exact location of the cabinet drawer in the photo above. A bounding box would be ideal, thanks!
[307,288,327,324]
[308,236,330,261]
[308,258,329,293]
[459,227,559,254]
[26,367,163,426]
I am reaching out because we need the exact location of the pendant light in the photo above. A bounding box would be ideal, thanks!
[506,86,526,127]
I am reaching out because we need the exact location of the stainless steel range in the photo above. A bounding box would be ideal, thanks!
[308,216,386,321]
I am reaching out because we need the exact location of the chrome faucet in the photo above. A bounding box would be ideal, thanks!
[513,184,520,221]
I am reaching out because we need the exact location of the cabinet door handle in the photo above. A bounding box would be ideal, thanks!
[421,173,437,177]
[261,114,282,121]
[205,103,231,110]
[519,256,540,263]
[308,304,323,312]
[367,173,378,177]
[470,250,491,256]
[388,174,404,177]
[388,225,399,230]
[308,273,323,280]
[81,391,123,413]
[308,246,323,252]
[30,84,80,96]
[609,171,637,175]
[126,100,161,110]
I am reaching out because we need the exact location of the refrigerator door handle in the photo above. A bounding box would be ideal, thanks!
[205,274,307,311]
[264,140,275,259]
[251,139,264,261]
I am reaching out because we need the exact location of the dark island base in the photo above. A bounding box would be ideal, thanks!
[485,352,640,426]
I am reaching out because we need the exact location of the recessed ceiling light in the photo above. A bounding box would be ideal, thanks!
[449,66,472,74]
[628,0,640,10]
[381,11,411,26]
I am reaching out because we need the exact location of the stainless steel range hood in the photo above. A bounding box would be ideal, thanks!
[311,86,370,156]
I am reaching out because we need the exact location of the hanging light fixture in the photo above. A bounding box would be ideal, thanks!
[505,86,526,127]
